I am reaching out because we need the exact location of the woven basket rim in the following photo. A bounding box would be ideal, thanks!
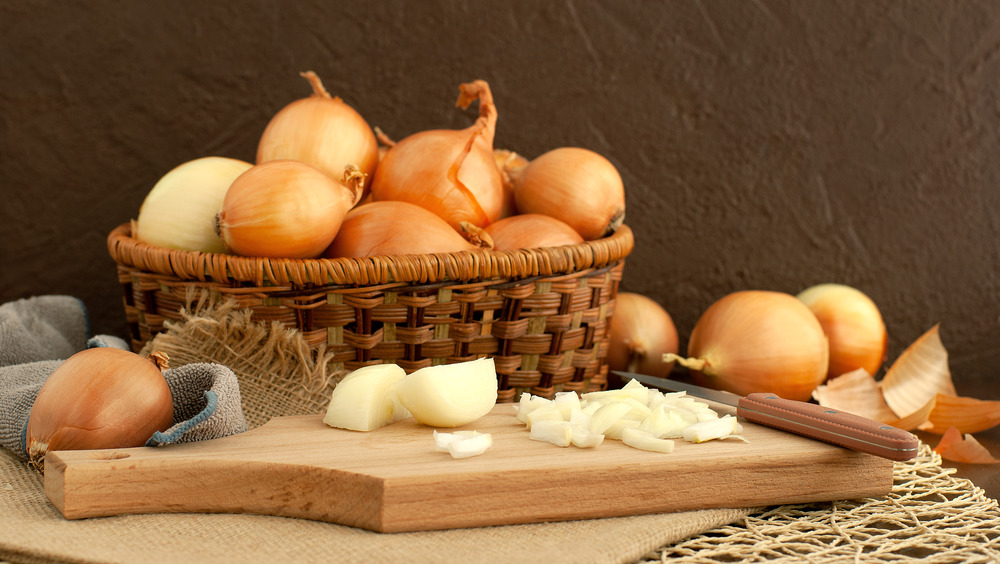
[107,222,634,287]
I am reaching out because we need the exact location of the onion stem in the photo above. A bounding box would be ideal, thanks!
[300,70,332,99]
[663,353,707,372]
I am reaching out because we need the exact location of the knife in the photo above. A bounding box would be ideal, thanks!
[612,371,919,461]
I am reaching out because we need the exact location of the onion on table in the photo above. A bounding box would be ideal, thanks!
[664,290,830,402]
[26,348,174,473]
[796,283,887,380]
[607,292,679,379]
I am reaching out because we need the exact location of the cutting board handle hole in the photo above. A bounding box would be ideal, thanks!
[91,451,131,460]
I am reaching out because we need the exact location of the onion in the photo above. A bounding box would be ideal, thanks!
[135,156,253,253]
[257,71,379,192]
[607,292,678,378]
[369,80,504,231]
[26,348,174,472]
[511,147,625,241]
[323,200,480,258]
[664,290,829,401]
[216,160,364,259]
[483,213,583,251]
[796,283,887,380]
[394,357,498,428]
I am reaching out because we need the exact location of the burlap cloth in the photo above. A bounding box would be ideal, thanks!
[2,301,998,563]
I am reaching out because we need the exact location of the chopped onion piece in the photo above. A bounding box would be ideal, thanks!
[682,415,743,443]
[934,427,1000,464]
[323,364,410,431]
[433,430,493,459]
[622,428,675,453]
[570,426,604,448]
[529,420,573,447]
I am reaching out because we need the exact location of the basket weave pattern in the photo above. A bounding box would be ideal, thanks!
[107,223,634,401]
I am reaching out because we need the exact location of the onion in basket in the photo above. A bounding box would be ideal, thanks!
[135,156,253,253]
[216,160,364,259]
[323,200,480,258]
[369,80,504,231]
[483,213,583,251]
[257,71,380,193]
[510,147,625,241]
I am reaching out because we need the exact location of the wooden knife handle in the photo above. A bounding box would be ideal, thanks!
[737,393,920,461]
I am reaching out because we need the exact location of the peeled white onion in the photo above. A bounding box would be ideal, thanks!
[323,364,411,432]
[135,156,253,253]
[394,358,498,428]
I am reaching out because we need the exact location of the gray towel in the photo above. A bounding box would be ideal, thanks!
[0,296,248,463]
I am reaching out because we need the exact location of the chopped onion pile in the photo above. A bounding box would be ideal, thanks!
[514,379,747,453]
[813,324,1000,464]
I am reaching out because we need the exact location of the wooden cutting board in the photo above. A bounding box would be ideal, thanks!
[43,402,894,533]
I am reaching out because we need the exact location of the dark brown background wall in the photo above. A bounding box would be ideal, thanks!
[1,1,997,395]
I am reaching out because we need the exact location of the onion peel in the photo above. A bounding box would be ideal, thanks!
[934,427,1000,464]
[880,324,956,419]
[918,394,1000,435]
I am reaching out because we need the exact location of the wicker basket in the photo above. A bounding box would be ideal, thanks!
[107,222,634,401]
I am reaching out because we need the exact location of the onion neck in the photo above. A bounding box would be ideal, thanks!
[663,353,707,373]
[300,70,333,99]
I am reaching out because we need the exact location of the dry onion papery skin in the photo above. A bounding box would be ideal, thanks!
[494,148,528,219]
[511,147,625,241]
[483,213,583,251]
[136,156,253,254]
[369,80,504,231]
[921,394,1000,435]
[257,71,379,193]
[666,291,829,402]
[26,348,174,473]
[879,324,956,420]
[796,283,887,380]
[323,200,479,258]
[608,292,678,379]
[217,160,364,259]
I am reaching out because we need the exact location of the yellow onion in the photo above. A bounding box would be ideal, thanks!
[494,148,528,219]
[216,160,364,259]
[369,80,504,230]
[608,292,678,378]
[323,201,480,258]
[257,71,379,192]
[511,147,625,240]
[483,213,583,251]
[135,156,253,253]
[26,348,174,472]
[665,290,829,401]
[796,283,887,380]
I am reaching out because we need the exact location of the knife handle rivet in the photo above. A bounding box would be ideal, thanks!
[823,410,838,414]
[765,395,778,400]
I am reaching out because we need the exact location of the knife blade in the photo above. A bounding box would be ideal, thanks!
[612,371,919,461]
